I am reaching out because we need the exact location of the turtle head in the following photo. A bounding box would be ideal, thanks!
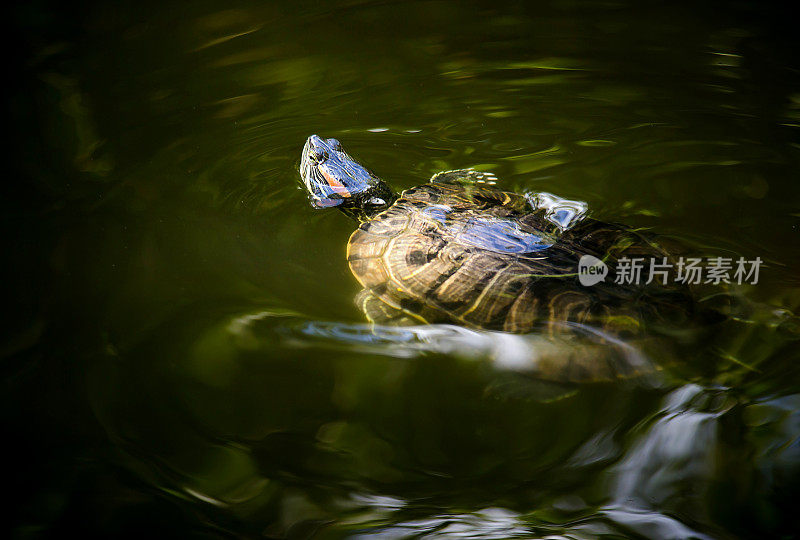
[300,135,395,219]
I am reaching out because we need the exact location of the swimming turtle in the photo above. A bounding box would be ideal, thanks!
[299,134,705,381]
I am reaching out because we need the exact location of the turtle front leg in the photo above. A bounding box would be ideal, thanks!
[355,289,424,326]
[429,168,498,185]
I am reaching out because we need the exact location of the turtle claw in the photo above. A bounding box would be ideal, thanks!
[430,168,498,185]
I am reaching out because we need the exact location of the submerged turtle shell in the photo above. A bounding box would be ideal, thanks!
[347,182,689,335]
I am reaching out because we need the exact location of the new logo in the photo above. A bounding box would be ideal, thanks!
[578,255,608,286]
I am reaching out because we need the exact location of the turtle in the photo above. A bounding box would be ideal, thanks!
[299,134,712,382]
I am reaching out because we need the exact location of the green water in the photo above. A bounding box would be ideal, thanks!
[6,1,800,537]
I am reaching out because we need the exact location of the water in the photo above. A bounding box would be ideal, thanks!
[6,1,800,537]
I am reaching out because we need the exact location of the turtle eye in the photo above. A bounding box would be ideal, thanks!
[313,151,329,163]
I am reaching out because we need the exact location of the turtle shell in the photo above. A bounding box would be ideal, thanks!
[347,182,686,335]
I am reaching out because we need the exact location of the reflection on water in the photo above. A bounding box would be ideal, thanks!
[85,301,799,537]
[527,192,589,231]
[7,0,800,537]
[348,507,531,539]
[604,385,722,540]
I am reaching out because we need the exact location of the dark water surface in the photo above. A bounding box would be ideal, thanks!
[6,1,800,537]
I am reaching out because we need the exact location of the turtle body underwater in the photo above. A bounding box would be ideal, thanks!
[299,134,709,381]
